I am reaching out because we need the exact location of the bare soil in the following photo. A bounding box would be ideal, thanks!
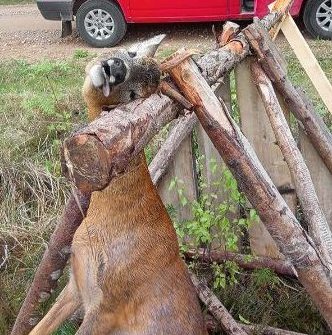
[1,4,332,63]
[0,4,218,61]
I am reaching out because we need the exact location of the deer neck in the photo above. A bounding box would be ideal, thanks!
[88,152,157,216]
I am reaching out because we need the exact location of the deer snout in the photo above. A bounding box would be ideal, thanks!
[102,57,128,86]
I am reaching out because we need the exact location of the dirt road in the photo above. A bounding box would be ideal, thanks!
[0,4,217,61]
[1,4,331,62]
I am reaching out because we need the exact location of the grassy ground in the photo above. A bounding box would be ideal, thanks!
[0,50,90,334]
[0,45,331,334]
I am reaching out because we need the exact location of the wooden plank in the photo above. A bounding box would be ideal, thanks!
[299,129,332,228]
[277,14,332,115]
[157,128,197,222]
[235,58,296,259]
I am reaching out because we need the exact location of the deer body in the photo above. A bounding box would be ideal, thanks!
[29,36,206,335]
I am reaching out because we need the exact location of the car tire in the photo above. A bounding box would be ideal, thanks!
[303,0,332,39]
[76,0,127,47]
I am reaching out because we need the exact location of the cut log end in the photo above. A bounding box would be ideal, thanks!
[62,135,111,193]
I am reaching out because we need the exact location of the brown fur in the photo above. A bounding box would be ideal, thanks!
[29,55,206,335]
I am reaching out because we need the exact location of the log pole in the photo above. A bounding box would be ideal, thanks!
[190,272,248,335]
[251,61,332,274]
[149,112,198,185]
[62,94,181,193]
[185,249,296,277]
[165,50,332,328]
[204,313,308,335]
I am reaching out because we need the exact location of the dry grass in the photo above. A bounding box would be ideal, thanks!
[0,54,90,334]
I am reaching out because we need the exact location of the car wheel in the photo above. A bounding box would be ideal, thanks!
[76,0,127,47]
[303,0,332,39]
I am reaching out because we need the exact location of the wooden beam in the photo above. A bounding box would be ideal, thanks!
[280,14,332,115]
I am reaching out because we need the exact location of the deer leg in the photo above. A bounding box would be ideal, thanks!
[29,278,81,335]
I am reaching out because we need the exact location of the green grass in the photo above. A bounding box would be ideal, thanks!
[0,54,91,334]
[0,0,34,5]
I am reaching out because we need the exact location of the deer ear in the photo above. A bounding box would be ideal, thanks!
[128,34,166,58]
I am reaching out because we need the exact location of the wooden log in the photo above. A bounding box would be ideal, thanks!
[235,57,295,259]
[205,315,308,335]
[190,272,248,335]
[196,0,294,86]
[165,51,332,329]
[10,191,91,335]
[62,94,181,193]
[243,20,332,175]
[185,249,296,277]
[196,77,232,209]
[218,21,240,47]
[251,61,332,275]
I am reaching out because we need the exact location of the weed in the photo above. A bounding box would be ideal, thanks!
[73,49,90,60]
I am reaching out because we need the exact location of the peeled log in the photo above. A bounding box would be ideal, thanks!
[165,51,332,329]
[149,112,198,185]
[205,315,308,335]
[196,0,294,85]
[190,272,247,335]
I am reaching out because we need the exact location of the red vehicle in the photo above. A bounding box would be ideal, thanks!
[37,0,332,47]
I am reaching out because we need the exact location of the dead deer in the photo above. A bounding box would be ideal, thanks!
[29,35,207,335]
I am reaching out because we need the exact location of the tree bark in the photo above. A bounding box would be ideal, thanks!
[62,94,181,193]
[10,191,91,335]
[190,272,248,335]
[185,249,296,277]
[251,61,332,276]
[243,20,332,175]
[149,112,198,185]
[205,315,308,335]
[196,0,294,86]
[165,51,332,329]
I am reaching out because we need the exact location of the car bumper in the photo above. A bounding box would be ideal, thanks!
[37,0,73,21]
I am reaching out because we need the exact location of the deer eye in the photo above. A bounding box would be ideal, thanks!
[129,90,136,100]
[128,51,136,58]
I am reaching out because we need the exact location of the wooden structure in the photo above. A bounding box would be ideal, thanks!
[11,1,332,334]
